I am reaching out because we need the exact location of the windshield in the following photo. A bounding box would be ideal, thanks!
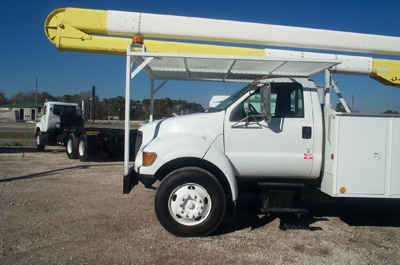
[211,84,253,111]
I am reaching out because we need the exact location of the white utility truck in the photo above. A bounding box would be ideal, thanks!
[131,76,399,237]
[45,8,400,237]
[36,101,136,161]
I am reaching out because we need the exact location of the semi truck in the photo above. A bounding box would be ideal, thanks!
[45,7,400,237]
[35,101,136,161]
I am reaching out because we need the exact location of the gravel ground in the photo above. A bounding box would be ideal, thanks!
[1,147,400,264]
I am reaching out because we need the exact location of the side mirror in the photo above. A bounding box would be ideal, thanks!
[260,84,272,123]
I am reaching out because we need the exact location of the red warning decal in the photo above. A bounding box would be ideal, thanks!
[304,148,313,159]
[304,154,313,159]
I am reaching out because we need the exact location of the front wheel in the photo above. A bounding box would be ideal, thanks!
[36,131,45,151]
[154,167,226,237]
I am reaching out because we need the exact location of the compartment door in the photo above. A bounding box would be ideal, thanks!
[336,117,387,195]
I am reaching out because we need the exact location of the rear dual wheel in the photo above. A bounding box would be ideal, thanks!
[78,134,89,161]
[66,134,78,159]
[77,134,102,161]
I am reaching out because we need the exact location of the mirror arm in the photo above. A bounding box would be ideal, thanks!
[245,89,251,119]
[231,115,263,129]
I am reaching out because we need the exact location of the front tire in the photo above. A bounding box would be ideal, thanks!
[155,167,226,237]
[36,131,45,151]
[66,134,78,159]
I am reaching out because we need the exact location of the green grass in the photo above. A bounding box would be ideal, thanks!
[0,132,35,139]
[2,141,24,147]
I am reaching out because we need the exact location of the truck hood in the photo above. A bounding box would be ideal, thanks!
[139,111,225,146]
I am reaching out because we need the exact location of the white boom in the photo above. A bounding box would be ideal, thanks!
[106,10,400,56]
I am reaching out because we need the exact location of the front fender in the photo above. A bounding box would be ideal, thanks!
[137,135,212,176]
[137,134,238,201]
[203,138,238,201]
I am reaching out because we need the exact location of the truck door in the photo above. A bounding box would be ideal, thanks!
[224,82,315,178]
[48,105,62,130]
[40,105,48,131]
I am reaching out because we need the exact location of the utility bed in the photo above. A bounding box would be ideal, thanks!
[322,113,400,198]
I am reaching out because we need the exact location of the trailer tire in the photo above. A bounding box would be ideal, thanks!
[154,167,226,237]
[78,134,89,162]
[36,131,45,151]
[66,134,78,159]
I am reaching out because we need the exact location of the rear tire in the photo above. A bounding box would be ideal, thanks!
[66,134,78,159]
[78,134,89,161]
[154,167,226,237]
[36,131,45,151]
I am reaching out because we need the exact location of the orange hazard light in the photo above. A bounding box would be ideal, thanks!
[132,34,144,45]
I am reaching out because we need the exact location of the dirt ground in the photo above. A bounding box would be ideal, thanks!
[1,146,400,264]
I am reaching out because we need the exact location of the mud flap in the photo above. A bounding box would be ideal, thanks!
[123,168,139,194]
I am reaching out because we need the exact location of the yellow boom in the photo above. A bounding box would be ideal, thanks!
[45,7,400,87]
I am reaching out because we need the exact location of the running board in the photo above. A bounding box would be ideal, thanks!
[260,207,309,215]
[257,182,306,188]
[258,182,309,215]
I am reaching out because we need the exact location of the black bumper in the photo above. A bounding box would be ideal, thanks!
[123,169,158,194]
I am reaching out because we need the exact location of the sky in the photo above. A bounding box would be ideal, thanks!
[1,0,400,113]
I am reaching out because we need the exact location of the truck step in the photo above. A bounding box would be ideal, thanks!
[260,207,309,215]
[257,182,305,188]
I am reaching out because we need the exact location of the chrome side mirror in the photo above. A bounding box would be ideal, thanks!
[260,83,272,123]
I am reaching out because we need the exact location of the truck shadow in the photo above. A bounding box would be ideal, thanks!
[0,147,41,153]
[0,147,133,162]
[213,194,400,236]
[303,198,400,227]
[0,163,122,183]
[0,147,65,154]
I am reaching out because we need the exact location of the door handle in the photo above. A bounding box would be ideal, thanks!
[302,127,312,139]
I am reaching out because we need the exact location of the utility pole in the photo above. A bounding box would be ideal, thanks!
[92,86,96,123]
[35,78,38,120]
[351,94,355,110]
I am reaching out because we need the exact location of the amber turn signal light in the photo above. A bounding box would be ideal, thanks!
[143,152,156,166]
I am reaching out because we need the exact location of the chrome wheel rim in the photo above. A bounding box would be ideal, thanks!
[67,138,73,154]
[79,140,85,157]
[168,183,212,226]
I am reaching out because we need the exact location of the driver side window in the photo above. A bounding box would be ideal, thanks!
[271,83,304,118]
[229,83,304,122]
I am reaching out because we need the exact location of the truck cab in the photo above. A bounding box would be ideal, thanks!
[132,78,323,236]
[35,102,82,150]
[36,102,81,133]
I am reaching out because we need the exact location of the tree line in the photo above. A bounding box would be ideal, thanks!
[335,103,398,114]
[0,91,204,120]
